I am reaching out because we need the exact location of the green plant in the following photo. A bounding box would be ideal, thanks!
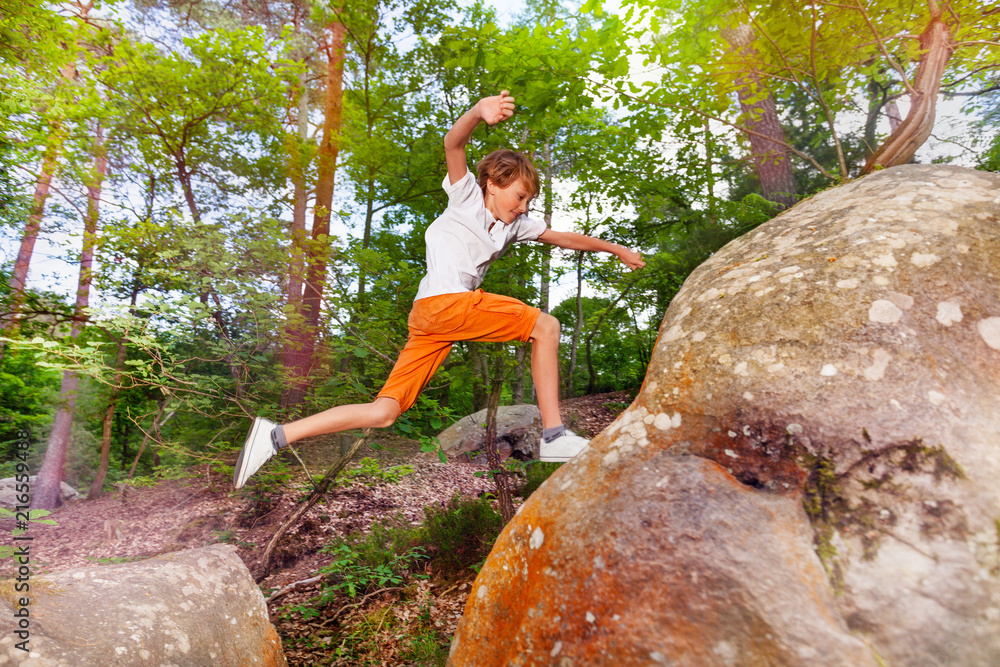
[318,543,427,599]
[519,461,562,499]
[419,494,503,576]
[211,529,255,547]
[400,628,449,665]
[0,509,56,559]
[340,457,415,487]
[601,401,629,414]
[419,435,448,463]
[236,456,296,498]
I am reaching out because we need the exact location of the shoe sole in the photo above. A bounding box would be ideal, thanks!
[233,418,263,489]
[539,454,573,463]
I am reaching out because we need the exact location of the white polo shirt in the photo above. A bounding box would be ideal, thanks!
[415,170,546,300]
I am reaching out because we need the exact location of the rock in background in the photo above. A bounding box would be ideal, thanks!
[0,544,287,666]
[437,405,541,461]
[0,477,78,509]
[451,165,1000,666]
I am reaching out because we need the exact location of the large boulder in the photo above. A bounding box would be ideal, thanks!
[0,544,287,666]
[451,165,1000,666]
[0,476,78,509]
[438,404,541,460]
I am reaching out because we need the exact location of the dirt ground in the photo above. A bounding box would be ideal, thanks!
[5,390,633,664]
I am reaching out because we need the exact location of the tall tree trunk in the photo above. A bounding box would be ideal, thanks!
[89,336,128,500]
[567,251,584,395]
[510,280,528,404]
[282,65,312,411]
[511,344,527,404]
[127,397,170,479]
[483,362,514,524]
[1,54,77,346]
[704,119,717,225]
[586,335,596,396]
[356,175,375,304]
[174,151,243,397]
[32,124,106,510]
[469,343,489,412]
[539,143,553,313]
[1,122,65,343]
[582,281,637,395]
[288,20,346,407]
[862,15,952,174]
[865,80,905,157]
[723,25,797,208]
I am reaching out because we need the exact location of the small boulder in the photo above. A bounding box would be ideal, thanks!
[0,476,78,509]
[437,405,541,460]
[0,544,287,666]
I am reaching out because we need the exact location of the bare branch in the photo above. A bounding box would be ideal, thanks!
[953,40,1000,48]
[592,79,840,181]
[810,1,849,179]
[851,0,918,97]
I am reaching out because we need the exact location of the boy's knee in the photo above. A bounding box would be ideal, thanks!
[532,313,560,342]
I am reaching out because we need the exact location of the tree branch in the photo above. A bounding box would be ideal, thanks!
[593,80,839,180]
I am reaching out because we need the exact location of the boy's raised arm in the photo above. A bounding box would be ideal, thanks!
[537,229,646,270]
[444,91,516,185]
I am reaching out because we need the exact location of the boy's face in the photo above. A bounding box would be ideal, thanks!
[487,178,534,224]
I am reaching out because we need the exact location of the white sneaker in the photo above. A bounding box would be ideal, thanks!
[539,430,589,462]
[233,417,278,489]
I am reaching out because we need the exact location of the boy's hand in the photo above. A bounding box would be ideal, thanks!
[477,90,515,126]
[617,248,646,270]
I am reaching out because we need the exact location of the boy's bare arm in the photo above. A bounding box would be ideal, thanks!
[536,229,646,270]
[444,91,516,185]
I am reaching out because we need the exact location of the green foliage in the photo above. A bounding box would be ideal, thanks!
[419,494,503,575]
[400,629,450,665]
[0,509,57,559]
[605,0,999,181]
[84,555,147,565]
[234,455,297,521]
[340,457,415,487]
[319,542,428,599]
[418,435,448,464]
[0,348,59,461]
[302,493,502,616]
[518,461,562,499]
[973,93,1000,173]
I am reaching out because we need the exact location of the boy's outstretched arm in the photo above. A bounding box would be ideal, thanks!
[537,229,646,270]
[444,91,515,185]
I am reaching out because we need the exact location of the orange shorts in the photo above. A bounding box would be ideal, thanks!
[377,290,542,413]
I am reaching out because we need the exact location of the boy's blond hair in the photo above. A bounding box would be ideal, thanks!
[476,149,540,198]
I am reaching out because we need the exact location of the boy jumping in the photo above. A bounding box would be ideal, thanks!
[234,91,644,489]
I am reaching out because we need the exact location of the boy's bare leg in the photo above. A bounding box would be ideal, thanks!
[282,397,401,445]
[529,313,563,429]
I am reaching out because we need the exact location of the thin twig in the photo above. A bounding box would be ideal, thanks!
[810,1,849,178]
[266,575,323,603]
[285,444,316,487]
[318,586,404,627]
[852,0,918,97]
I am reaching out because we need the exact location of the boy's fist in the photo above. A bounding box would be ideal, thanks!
[478,90,515,126]
[618,248,646,270]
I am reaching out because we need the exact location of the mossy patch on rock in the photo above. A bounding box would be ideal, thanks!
[801,437,966,573]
